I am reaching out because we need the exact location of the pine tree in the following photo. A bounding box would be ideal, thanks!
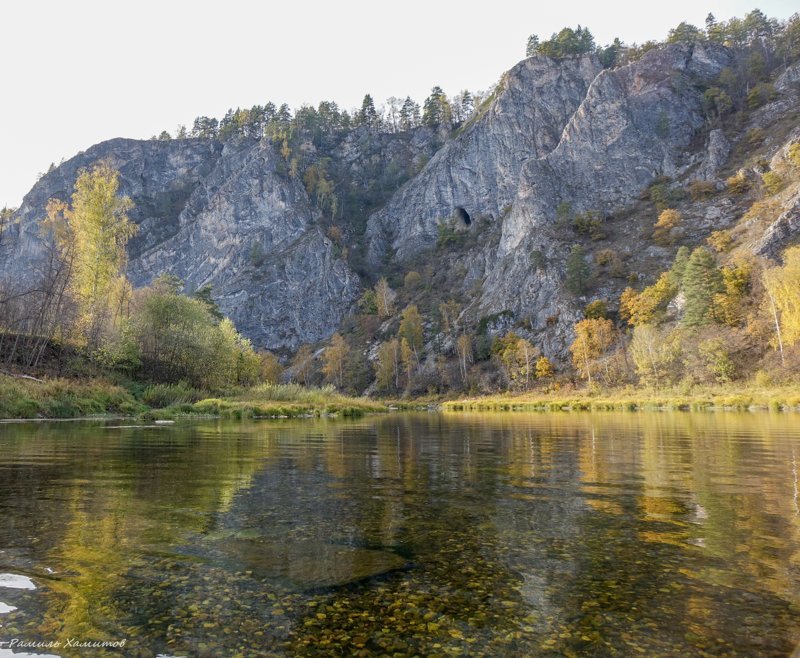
[422,86,451,128]
[358,94,378,128]
[565,245,590,295]
[682,247,723,326]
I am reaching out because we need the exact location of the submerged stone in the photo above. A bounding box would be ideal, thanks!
[222,539,408,589]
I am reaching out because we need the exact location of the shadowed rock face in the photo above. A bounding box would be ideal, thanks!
[2,137,361,351]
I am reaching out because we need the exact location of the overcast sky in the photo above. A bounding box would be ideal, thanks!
[1,0,797,208]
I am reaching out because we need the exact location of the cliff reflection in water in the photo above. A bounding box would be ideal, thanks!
[0,412,798,656]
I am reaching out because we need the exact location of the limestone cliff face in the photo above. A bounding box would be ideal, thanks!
[4,43,799,360]
[366,55,603,263]
[481,43,733,345]
[365,43,736,353]
[3,137,360,351]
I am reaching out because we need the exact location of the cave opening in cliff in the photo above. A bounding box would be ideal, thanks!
[456,207,471,226]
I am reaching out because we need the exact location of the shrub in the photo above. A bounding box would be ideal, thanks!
[688,180,716,201]
[584,299,608,319]
[761,171,784,195]
[653,209,682,245]
[746,83,776,110]
[573,211,606,240]
[789,143,800,168]
[530,249,546,270]
[404,270,422,291]
[745,128,764,145]
[707,230,734,253]
[726,172,750,194]
[142,382,203,408]
[595,249,626,278]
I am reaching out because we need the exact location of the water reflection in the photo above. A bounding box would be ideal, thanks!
[0,413,798,656]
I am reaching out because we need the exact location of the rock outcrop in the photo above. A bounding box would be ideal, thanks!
[366,55,603,263]
[482,43,732,337]
[2,137,360,350]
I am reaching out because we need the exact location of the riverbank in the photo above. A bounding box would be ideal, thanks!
[0,375,388,420]
[3,373,800,421]
[442,384,800,413]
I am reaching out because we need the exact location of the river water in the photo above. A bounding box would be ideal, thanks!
[0,412,799,657]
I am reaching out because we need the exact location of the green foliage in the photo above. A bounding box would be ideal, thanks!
[698,338,736,383]
[399,305,424,352]
[529,250,546,270]
[357,94,378,128]
[648,178,681,211]
[533,26,595,58]
[436,221,464,249]
[565,245,590,296]
[64,162,136,347]
[762,171,784,195]
[422,86,451,128]
[655,112,670,138]
[192,284,224,320]
[667,22,703,43]
[584,300,608,319]
[358,289,378,315]
[129,286,260,389]
[682,247,723,327]
[702,87,733,121]
[746,83,776,109]
[0,375,143,419]
[555,201,572,228]
[572,211,606,240]
[141,382,203,408]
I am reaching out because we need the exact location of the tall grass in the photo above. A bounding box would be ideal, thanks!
[0,375,144,418]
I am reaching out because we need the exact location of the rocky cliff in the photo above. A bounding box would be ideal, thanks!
[366,55,603,263]
[3,41,799,359]
[3,137,361,351]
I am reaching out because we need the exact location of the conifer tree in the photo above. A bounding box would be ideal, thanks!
[682,247,723,326]
[565,245,590,295]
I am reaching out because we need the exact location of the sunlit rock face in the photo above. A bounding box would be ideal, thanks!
[365,54,603,264]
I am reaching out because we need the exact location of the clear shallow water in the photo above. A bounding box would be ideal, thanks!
[0,412,799,657]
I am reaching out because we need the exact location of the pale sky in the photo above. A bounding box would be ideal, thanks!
[1,0,797,208]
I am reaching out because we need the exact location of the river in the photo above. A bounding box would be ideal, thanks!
[0,412,799,656]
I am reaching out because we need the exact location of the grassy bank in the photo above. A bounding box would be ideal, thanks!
[0,375,388,420]
[0,374,146,419]
[4,373,800,421]
[141,383,389,420]
[442,384,800,413]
